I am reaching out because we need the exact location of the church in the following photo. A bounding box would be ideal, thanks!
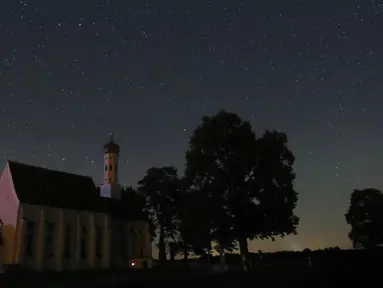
[0,137,152,271]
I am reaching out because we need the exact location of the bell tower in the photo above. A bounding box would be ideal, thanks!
[103,133,119,185]
[100,134,121,199]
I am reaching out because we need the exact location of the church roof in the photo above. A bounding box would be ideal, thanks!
[7,161,144,221]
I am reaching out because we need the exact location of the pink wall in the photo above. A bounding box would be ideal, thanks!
[0,163,20,227]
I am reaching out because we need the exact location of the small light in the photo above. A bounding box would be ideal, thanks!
[131,261,136,266]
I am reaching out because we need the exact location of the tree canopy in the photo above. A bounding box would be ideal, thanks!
[184,110,299,270]
[345,188,383,248]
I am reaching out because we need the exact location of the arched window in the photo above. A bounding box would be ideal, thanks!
[45,222,55,257]
[80,226,87,259]
[64,225,72,258]
[25,221,35,257]
[95,226,102,259]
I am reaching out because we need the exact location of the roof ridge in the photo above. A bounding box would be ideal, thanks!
[7,160,93,179]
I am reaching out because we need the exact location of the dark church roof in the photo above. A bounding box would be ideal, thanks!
[7,161,144,221]
[103,134,120,154]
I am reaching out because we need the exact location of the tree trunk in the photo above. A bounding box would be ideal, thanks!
[169,252,175,261]
[183,244,189,262]
[220,252,226,265]
[207,241,212,266]
[158,223,166,262]
[238,236,251,272]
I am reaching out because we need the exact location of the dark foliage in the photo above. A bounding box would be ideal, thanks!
[121,186,147,218]
[345,188,383,248]
[184,110,299,270]
[137,166,180,262]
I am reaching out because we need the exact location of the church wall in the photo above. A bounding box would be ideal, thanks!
[0,163,20,227]
[61,209,78,270]
[12,205,24,264]
[128,220,153,268]
[13,204,152,271]
[17,203,45,270]
[93,213,109,269]
[0,164,19,267]
[0,224,15,266]
[102,214,111,269]
[77,210,94,269]
[109,219,131,269]
[129,221,152,258]
[42,207,63,270]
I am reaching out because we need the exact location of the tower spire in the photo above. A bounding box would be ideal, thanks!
[110,132,114,143]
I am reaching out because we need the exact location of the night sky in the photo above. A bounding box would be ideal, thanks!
[1,0,383,253]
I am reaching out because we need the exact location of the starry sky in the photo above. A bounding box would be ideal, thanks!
[1,0,383,253]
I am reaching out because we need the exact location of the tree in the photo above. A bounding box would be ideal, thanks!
[345,188,383,248]
[168,241,184,260]
[137,166,180,262]
[174,185,197,261]
[185,110,299,271]
[179,173,236,264]
[121,186,146,217]
[121,186,156,240]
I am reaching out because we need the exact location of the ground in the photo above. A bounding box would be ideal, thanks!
[1,248,381,287]
[0,263,380,288]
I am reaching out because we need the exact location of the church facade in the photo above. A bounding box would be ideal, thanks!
[0,137,152,271]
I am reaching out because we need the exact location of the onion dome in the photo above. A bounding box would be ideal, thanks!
[104,133,120,154]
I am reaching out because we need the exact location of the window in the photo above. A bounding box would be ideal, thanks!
[109,165,112,171]
[104,165,107,171]
[64,225,71,258]
[119,230,126,258]
[0,217,3,244]
[25,221,35,257]
[80,225,87,260]
[0,228,3,247]
[45,222,55,257]
[95,226,102,259]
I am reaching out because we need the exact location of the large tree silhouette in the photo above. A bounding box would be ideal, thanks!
[137,166,180,262]
[345,188,383,248]
[185,110,299,271]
